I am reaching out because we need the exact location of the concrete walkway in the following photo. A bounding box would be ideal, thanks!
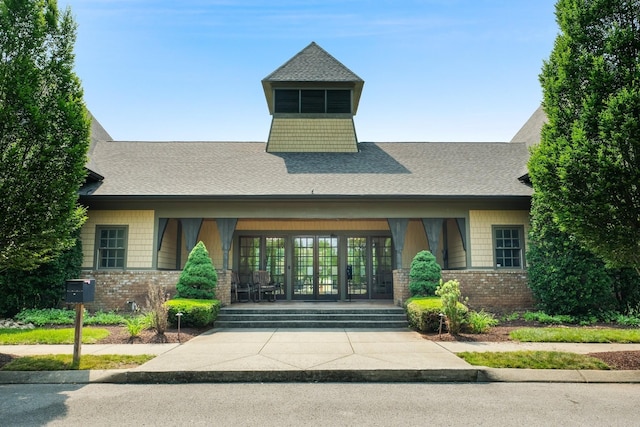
[1,328,640,384]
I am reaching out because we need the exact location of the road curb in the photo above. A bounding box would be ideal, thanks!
[2,368,639,384]
[478,368,640,383]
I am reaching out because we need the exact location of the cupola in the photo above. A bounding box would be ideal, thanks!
[262,42,364,153]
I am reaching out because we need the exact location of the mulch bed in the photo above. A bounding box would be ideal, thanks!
[93,325,207,345]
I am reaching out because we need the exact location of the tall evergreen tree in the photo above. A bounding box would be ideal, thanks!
[0,232,82,317]
[0,0,90,272]
[529,0,640,273]
[176,242,218,300]
[527,193,616,316]
[408,250,441,296]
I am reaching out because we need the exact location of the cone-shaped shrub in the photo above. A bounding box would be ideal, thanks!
[176,241,217,299]
[409,250,441,296]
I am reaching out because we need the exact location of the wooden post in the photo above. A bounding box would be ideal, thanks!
[73,303,84,367]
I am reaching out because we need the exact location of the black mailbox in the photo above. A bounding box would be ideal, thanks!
[65,279,96,303]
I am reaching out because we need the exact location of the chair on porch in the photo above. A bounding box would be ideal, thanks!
[233,271,252,302]
[253,270,276,302]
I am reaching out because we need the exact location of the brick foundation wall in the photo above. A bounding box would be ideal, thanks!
[393,269,411,307]
[80,270,232,312]
[442,270,534,312]
[83,269,533,313]
[393,269,535,312]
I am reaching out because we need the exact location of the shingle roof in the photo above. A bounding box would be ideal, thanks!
[83,140,532,198]
[511,105,547,148]
[86,111,112,178]
[263,42,363,83]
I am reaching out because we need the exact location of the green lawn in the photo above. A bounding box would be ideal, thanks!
[510,327,640,343]
[1,354,155,371]
[458,350,611,370]
[0,328,110,344]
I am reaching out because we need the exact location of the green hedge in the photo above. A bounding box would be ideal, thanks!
[165,298,221,328]
[405,296,470,333]
[405,297,445,332]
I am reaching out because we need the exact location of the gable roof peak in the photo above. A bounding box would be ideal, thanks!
[263,41,363,83]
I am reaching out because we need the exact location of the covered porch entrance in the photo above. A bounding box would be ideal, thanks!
[237,234,393,301]
[155,216,469,303]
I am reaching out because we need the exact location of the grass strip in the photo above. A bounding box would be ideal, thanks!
[458,350,611,370]
[510,327,640,343]
[0,328,110,345]
[1,354,155,371]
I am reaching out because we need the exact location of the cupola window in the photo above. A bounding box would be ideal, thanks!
[274,89,351,114]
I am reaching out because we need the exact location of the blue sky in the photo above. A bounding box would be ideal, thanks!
[59,0,558,142]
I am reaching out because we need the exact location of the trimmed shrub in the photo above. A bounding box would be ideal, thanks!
[166,298,221,328]
[435,279,468,335]
[408,250,441,296]
[176,241,218,300]
[405,297,445,332]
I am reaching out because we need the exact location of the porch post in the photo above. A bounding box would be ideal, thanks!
[216,218,238,271]
[455,218,467,252]
[387,218,408,269]
[157,218,169,251]
[422,218,444,263]
[180,218,203,252]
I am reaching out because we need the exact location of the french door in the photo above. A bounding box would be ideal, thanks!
[292,236,339,300]
[347,236,393,299]
[237,234,392,301]
[238,236,286,299]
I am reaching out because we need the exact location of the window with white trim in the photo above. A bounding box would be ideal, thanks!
[493,226,523,268]
[97,226,127,269]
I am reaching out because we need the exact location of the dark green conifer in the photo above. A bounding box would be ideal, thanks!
[176,242,217,299]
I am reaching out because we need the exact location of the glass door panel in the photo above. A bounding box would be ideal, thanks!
[372,237,393,299]
[238,237,260,288]
[293,236,339,300]
[293,237,315,298]
[347,237,368,298]
[318,237,338,298]
[265,237,286,299]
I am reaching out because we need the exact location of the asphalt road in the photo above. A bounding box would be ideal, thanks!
[1,383,639,426]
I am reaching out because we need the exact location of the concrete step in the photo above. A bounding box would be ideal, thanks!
[217,313,408,321]
[220,308,405,315]
[214,320,410,328]
[215,306,409,328]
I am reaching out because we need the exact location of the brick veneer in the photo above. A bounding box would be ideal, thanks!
[393,269,411,307]
[83,269,532,313]
[393,269,535,312]
[80,270,231,312]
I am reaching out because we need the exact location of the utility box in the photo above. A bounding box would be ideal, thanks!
[65,279,96,303]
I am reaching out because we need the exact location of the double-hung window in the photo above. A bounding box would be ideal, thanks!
[97,226,127,269]
[493,226,523,268]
